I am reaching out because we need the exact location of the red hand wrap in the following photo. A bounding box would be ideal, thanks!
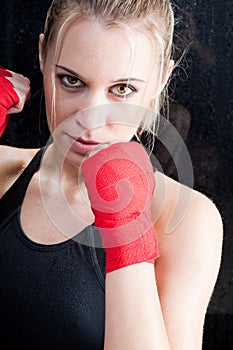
[81,142,159,273]
[0,68,19,136]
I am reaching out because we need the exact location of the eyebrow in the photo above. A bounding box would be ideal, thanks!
[112,78,146,84]
[55,64,85,82]
[55,64,146,84]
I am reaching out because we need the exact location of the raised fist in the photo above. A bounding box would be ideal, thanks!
[0,67,30,136]
[81,141,159,272]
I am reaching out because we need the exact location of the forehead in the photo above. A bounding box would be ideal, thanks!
[53,18,162,83]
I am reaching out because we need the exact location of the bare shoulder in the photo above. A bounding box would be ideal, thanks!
[0,145,39,198]
[152,171,223,348]
[152,170,223,252]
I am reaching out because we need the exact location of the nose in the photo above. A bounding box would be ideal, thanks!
[75,90,111,131]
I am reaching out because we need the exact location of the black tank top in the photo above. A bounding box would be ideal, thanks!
[0,148,106,349]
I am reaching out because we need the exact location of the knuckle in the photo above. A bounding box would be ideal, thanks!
[24,77,30,85]
[16,101,24,112]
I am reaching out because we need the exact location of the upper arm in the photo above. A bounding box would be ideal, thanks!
[0,145,38,198]
[154,189,223,349]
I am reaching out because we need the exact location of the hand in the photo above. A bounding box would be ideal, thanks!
[81,141,159,273]
[0,67,30,136]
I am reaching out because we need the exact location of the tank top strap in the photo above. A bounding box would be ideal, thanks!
[0,147,45,224]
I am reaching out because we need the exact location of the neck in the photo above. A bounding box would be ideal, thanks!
[42,143,85,185]
[39,143,94,227]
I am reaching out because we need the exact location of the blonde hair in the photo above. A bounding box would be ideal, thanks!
[41,0,175,143]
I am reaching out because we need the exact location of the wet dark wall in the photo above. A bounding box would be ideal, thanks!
[0,1,232,348]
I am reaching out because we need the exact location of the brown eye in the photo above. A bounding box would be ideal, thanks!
[117,85,127,94]
[111,84,135,98]
[67,76,79,85]
[58,74,83,88]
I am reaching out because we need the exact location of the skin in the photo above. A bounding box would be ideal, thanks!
[39,19,167,169]
[0,17,223,350]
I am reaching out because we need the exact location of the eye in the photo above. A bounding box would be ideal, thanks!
[57,74,84,89]
[110,84,136,98]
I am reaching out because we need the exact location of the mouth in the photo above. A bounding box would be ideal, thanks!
[77,137,99,145]
[66,134,100,155]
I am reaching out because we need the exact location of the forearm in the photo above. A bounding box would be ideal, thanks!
[104,262,171,350]
[81,142,166,348]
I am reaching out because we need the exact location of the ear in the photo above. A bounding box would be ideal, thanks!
[159,59,175,94]
[165,59,175,82]
[38,33,45,73]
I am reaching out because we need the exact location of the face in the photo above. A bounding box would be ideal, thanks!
[39,18,169,165]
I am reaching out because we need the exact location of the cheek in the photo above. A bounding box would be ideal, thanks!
[105,102,145,129]
[108,106,144,140]
[111,124,138,141]
[43,77,77,130]
[43,78,54,129]
[141,73,162,108]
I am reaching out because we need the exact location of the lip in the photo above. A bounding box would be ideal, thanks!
[66,134,100,154]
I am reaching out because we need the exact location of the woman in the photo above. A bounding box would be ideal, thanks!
[0,0,223,349]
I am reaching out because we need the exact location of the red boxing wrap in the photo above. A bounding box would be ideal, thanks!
[0,68,19,136]
[81,142,159,273]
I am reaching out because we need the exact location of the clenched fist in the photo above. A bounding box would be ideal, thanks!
[0,67,30,136]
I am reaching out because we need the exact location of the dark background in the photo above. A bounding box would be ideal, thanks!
[0,1,232,348]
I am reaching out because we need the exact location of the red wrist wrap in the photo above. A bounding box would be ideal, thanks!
[81,142,159,273]
[0,68,19,136]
